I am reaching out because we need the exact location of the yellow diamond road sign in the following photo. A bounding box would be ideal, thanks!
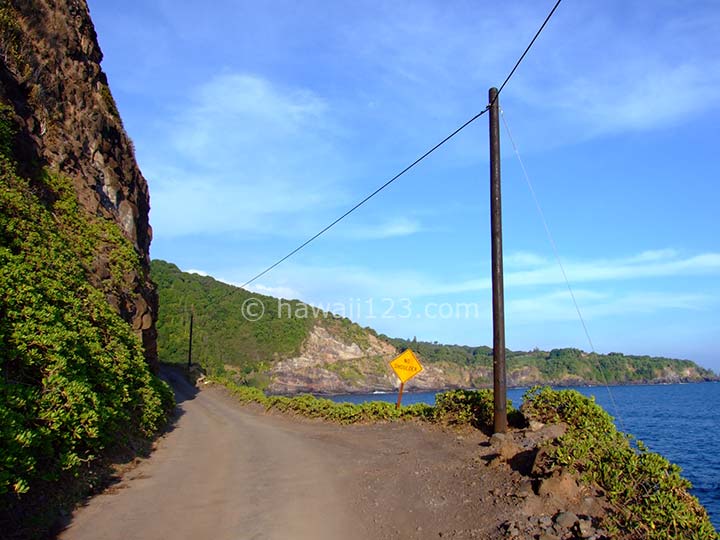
[390,349,423,383]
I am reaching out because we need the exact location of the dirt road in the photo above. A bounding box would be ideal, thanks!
[57,369,534,540]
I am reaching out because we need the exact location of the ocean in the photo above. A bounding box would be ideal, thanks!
[327,382,720,530]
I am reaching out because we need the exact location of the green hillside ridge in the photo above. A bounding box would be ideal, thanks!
[152,260,717,390]
[0,104,173,532]
[152,260,384,380]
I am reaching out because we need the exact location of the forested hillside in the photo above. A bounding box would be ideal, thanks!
[153,259,314,373]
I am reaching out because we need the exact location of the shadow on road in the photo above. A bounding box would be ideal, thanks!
[154,363,201,441]
[159,363,200,406]
[46,365,200,539]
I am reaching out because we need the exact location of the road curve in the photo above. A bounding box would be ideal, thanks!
[58,368,360,540]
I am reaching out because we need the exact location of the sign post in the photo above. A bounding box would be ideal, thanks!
[389,349,424,409]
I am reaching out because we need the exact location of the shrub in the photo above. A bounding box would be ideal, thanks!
[400,402,435,421]
[434,388,512,429]
[0,104,14,158]
[217,376,268,405]
[0,108,173,498]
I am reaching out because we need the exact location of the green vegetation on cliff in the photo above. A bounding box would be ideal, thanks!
[523,387,718,539]
[0,106,173,506]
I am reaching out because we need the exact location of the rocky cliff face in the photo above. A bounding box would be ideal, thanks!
[0,0,157,366]
[268,324,398,393]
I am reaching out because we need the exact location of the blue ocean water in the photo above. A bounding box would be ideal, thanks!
[327,382,720,530]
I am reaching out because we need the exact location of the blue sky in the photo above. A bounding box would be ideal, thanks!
[87,0,719,371]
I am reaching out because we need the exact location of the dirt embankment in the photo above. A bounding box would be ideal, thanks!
[57,368,608,540]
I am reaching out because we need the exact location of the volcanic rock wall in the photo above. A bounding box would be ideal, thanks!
[0,0,158,367]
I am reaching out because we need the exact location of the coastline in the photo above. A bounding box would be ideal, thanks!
[291,377,720,398]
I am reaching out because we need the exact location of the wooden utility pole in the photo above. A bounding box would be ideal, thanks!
[489,87,507,433]
[187,309,194,369]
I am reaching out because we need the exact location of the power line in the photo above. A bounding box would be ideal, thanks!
[240,110,487,288]
[241,0,564,288]
[500,107,625,431]
[496,0,563,100]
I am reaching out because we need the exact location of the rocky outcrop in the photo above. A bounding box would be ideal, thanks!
[0,0,157,367]
[268,324,398,393]
[290,324,394,366]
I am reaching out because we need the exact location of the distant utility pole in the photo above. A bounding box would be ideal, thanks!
[489,87,507,433]
[187,308,194,369]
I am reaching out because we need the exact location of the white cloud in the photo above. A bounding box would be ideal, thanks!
[248,283,302,300]
[547,62,720,135]
[627,249,679,263]
[226,248,720,302]
[344,217,424,239]
[173,74,331,160]
[505,251,549,268]
[512,5,720,136]
[350,1,720,143]
[185,268,210,277]
[146,73,351,238]
[433,251,720,295]
[506,289,712,324]
[179,267,302,299]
